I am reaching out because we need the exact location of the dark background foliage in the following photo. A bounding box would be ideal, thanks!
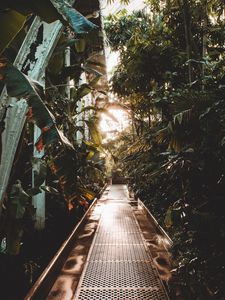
[105,1,225,298]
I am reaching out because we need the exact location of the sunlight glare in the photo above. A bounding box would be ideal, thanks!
[99,108,129,141]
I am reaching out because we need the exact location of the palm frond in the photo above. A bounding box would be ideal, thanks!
[173,108,193,125]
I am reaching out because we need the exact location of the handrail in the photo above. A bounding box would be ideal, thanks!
[25,184,107,300]
[138,198,173,246]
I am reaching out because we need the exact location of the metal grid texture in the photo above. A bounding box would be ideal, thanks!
[80,261,162,288]
[75,185,169,300]
[90,244,151,262]
[94,231,144,245]
[75,288,168,300]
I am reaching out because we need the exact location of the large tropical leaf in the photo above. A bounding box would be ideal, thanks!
[49,0,98,34]
[76,83,92,99]
[155,108,195,152]
[0,0,61,23]
[85,120,102,146]
[0,58,73,151]
[85,59,106,69]
[0,9,27,54]
[89,75,102,88]
[173,108,193,125]
[0,0,98,54]
[74,38,86,53]
[125,134,151,155]
[1,0,99,31]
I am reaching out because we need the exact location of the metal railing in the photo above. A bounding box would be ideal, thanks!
[24,184,107,300]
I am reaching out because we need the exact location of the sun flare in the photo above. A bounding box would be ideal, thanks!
[99,108,129,140]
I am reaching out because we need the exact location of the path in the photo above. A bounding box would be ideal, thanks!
[74,184,169,299]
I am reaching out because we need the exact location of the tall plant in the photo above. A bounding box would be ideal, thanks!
[105,2,225,298]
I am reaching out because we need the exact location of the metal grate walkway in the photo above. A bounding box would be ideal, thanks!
[74,185,169,300]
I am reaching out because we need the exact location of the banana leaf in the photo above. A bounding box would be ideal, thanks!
[49,0,98,34]
[0,0,61,23]
[1,0,98,32]
[0,0,60,54]
[86,60,106,69]
[85,119,102,146]
[47,149,80,203]
[89,75,102,87]
[83,140,100,150]
[83,66,103,77]
[70,76,102,111]
[0,59,73,151]
[76,83,92,99]
[0,9,27,54]
[75,38,86,53]
[0,0,97,54]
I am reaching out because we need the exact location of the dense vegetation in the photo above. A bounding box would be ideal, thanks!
[0,2,107,299]
[105,1,225,298]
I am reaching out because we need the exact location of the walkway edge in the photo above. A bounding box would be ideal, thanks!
[24,184,107,300]
[138,199,173,246]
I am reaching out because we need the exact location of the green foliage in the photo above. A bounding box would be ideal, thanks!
[106,2,225,298]
[0,59,68,150]
[85,120,102,145]
[6,180,30,255]
[0,25,106,257]
[0,9,106,300]
[0,0,98,54]
[49,0,98,34]
[105,1,225,97]
[0,9,27,55]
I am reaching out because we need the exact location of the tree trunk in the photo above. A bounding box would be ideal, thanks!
[178,0,192,84]
[202,1,208,90]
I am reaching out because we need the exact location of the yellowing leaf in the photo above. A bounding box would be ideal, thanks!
[84,192,95,201]
[0,10,27,54]
[75,38,86,53]
[164,207,173,228]
[85,120,102,145]
[87,150,95,160]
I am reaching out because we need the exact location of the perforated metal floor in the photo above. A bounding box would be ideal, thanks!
[74,185,169,300]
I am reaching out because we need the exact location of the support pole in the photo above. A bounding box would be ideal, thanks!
[32,126,45,230]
